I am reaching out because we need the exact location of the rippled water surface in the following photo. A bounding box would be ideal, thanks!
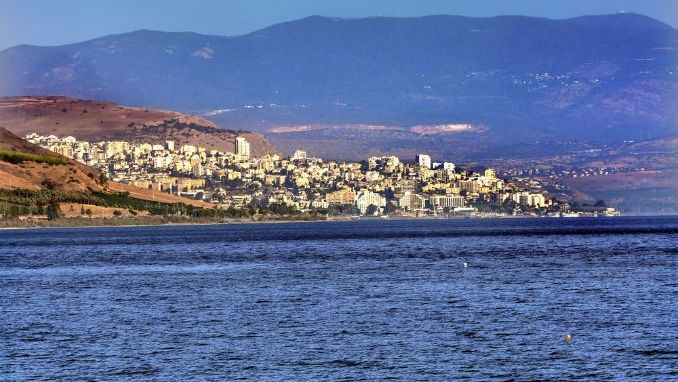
[1,217,677,381]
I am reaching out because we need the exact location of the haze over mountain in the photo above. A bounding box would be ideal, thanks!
[0,13,676,159]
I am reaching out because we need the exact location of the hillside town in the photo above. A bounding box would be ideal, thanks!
[25,133,619,217]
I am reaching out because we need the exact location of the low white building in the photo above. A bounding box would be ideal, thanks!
[355,190,386,215]
[430,195,465,210]
[398,192,425,211]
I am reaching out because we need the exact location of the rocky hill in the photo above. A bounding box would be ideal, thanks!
[0,96,277,156]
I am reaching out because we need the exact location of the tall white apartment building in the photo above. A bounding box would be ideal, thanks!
[236,136,251,160]
[416,154,432,169]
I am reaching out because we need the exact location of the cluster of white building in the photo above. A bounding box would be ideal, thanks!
[26,133,555,216]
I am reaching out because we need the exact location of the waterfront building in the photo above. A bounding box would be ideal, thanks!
[398,192,425,211]
[511,192,548,208]
[326,188,356,205]
[430,195,466,210]
[355,190,386,215]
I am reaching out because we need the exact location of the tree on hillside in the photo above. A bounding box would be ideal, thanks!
[46,200,61,220]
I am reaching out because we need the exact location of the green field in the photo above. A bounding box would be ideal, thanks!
[0,149,67,165]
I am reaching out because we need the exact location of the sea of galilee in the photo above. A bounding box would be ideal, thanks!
[1,217,676,381]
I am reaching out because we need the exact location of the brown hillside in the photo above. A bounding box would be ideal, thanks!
[0,127,105,193]
[0,128,213,208]
[0,126,63,154]
[0,96,276,156]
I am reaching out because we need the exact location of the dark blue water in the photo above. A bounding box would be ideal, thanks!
[1,217,677,381]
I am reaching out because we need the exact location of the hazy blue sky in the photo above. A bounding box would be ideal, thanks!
[1,0,676,50]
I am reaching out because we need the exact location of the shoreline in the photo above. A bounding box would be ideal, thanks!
[0,215,347,230]
[0,213,665,231]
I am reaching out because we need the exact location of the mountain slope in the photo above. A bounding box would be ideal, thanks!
[0,13,676,157]
[0,96,276,156]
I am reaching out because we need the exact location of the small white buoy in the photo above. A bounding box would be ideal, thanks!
[463,262,468,268]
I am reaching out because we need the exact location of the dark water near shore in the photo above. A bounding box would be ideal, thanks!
[1,217,677,381]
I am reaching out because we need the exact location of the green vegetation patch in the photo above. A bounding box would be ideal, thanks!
[0,188,244,219]
[0,149,67,165]
[0,189,184,217]
[1,188,323,222]
[0,189,102,218]
[94,192,192,216]
[94,192,253,218]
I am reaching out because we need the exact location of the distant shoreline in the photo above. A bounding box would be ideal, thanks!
[0,213,656,230]
[0,215,343,230]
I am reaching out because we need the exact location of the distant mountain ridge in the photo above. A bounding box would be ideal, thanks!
[0,13,676,159]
